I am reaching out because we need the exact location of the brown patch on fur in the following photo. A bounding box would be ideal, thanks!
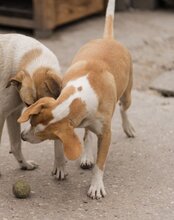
[7,70,36,105]
[78,86,82,91]
[63,67,87,86]
[18,97,55,124]
[56,86,76,105]
[96,128,111,170]
[50,119,82,160]
[32,67,62,99]
[67,60,87,72]
[19,48,42,70]
[68,39,132,102]
[68,98,87,126]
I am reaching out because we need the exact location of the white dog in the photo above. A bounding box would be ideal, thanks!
[0,34,64,177]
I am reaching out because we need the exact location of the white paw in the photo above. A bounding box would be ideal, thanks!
[87,181,106,199]
[20,160,38,170]
[87,165,106,199]
[123,121,135,138]
[80,154,94,169]
[52,164,68,181]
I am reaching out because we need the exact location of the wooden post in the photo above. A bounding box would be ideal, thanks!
[33,0,56,38]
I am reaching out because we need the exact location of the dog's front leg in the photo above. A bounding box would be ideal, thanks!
[7,108,38,170]
[87,126,111,199]
[80,129,95,169]
[52,140,67,180]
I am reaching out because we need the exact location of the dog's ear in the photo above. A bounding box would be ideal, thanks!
[18,103,43,123]
[44,70,62,99]
[54,123,82,160]
[6,70,30,91]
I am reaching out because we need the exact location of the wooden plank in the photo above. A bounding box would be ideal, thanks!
[33,0,56,30]
[0,16,34,28]
[55,0,104,25]
[132,0,158,9]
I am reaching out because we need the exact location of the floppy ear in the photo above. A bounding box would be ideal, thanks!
[6,70,27,90]
[44,70,62,99]
[55,123,82,160]
[18,103,43,123]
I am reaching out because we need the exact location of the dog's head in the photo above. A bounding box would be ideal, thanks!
[17,97,82,160]
[6,69,62,106]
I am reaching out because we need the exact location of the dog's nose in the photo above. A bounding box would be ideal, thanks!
[21,132,27,141]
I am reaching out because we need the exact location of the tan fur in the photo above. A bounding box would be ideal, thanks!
[68,98,87,127]
[33,67,62,99]
[7,70,36,105]
[19,48,42,70]
[18,97,55,125]
[104,15,113,39]
[18,0,135,199]
[7,67,62,106]
[18,98,82,160]
[56,86,76,106]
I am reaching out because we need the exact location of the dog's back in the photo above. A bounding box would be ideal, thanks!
[70,0,132,100]
[0,34,60,89]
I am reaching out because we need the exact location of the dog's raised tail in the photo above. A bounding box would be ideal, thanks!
[103,0,116,39]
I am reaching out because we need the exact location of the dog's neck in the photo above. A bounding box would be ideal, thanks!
[51,73,99,128]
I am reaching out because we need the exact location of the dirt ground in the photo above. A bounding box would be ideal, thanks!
[0,10,174,220]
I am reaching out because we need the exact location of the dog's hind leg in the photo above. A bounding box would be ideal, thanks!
[7,107,38,170]
[80,129,95,169]
[119,71,135,138]
[0,113,5,176]
[0,114,5,144]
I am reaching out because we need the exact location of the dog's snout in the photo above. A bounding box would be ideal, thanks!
[21,132,27,141]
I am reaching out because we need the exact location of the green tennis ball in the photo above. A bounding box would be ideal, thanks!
[12,179,31,199]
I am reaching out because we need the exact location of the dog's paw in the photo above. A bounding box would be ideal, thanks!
[123,122,136,138]
[87,181,106,199]
[20,160,38,170]
[52,164,68,181]
[87,165,106,199]
[80,154,94,170]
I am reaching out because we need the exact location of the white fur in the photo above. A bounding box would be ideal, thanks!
[0,34,60,84]
[87,165,106,199]
[51,75,99,123]
[106,0,116,17]
[80,130,95,168]
[120,106,135,137]
[0,33,61,173]
[52,140,67,180]
[21,124,42,144]
[35,123,46,133]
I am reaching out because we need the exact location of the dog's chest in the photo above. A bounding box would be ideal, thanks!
[79,116,103,134]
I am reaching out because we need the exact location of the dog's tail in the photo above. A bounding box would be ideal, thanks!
[103,0,116,39]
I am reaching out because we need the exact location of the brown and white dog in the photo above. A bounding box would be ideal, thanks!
[18,0,135,199]
[0,34,63,176]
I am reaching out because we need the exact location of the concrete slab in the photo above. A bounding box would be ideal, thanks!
[150,71,174,96]
[0,90,174,220]
[0,10,174,220]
